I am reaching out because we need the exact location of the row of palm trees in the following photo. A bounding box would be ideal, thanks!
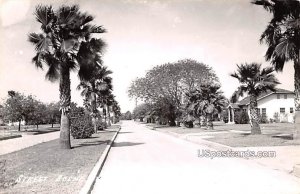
[77,65,121,133]
[28,5,120,149]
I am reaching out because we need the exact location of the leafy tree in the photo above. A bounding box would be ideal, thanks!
[121,111,132,120]
[22,95,47,129]
[46,102,61,128]
[151,97,179,126]
[252,0,300,138]
[28,5,106,149]
[132,103,152,121]
[27,101,47,130]
[2,91,25,131]
[230,63,279,134]
[128,59,219,126]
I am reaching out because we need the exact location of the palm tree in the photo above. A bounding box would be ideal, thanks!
[28,5,106,149]
[77,66,112,132]
[186,84,227,129]
[230,63,279,134]
[105,93,115,127]
[253,0,300,137]
[111,99,121,123]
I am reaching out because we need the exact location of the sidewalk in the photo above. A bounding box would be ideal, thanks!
[92,121,300,194]
[0,131,59,155]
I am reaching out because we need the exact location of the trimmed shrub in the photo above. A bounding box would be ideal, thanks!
[222,109,229,123]
[71,115,94,139]
[96,120,107,131]
[183,114,194,128]
[260,116,269,123]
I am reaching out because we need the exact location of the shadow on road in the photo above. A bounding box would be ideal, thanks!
[72,140,110,148]
[118,132,133,134]
[112,142,144,147]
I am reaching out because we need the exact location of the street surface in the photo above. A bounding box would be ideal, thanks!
[92,120,300,194]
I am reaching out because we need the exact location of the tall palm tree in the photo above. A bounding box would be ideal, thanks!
[28,5,106,149]
[230,63,279,134]
[77,66,112,132]
[186,84,227,129]
[253,0,300,137]
[111,99,121,123]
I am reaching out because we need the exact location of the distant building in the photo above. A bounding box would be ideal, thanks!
[228,88,295,123]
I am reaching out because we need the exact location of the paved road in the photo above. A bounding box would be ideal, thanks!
[92,121,300,194]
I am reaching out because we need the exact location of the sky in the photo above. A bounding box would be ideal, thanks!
[0,0,295,112]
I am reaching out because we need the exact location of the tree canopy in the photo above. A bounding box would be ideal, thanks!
[128,59,220,126]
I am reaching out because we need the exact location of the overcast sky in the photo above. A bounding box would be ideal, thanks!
[0,0,294,112]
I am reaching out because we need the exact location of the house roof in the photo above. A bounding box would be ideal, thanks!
[237,88,294,106]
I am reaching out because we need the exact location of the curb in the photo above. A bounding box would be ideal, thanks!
[155,128,232,151]
[79,126,121,194]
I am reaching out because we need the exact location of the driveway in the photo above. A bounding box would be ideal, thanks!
[92,120,300,194]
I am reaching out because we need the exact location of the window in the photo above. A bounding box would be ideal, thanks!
[280,108,285,114]
[284,94,287,99]
[262,108,266,117]
[277,94,280,99]
[290,108,294,113]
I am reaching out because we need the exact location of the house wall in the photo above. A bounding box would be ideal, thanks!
[247,93,295,122]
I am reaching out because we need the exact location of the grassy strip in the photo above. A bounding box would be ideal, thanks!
[0,135,22,141]
[207,133,300,147]
[152,122,299,147]
[0,128,118,194]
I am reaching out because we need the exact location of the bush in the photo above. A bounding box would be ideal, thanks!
[96,120,107,131]
[71,115,94,139]
[260,116,269,124]
[183,114,194,128]
[222,110,229,123]
[234,110,249,124]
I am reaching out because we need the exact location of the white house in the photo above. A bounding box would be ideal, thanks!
[228,89,295,123]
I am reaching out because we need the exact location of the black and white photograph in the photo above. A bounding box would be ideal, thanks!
[0,0,300,193]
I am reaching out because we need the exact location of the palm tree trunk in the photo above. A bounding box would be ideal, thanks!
[92,92,97,133]
[59,68,71,149]
[107,105,111,127]
[103,107,107,126]
[207,114,214,130]
[249,94,261,134]
[294,51,300,139]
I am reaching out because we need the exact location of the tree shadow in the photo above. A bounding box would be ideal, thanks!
[72,140,110,148]
[97,130,117,133]
[118,132,132,134]
[112,142,144,147]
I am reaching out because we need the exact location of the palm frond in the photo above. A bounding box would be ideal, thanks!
[34,5,54,29]
[32,53,43,69]
[90,25,106,34]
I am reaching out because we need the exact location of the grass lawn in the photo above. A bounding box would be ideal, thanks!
[150,122,299,147]
[0,134,22,141]
[207,133,300,147]
[0,126,119,194]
